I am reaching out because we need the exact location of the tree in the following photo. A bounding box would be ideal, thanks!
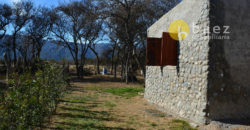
[102,0,180,83]
[11,1,33,66]
[52,0,101,78]
[0,4,12,39]
[17,34,32,67]
[26,7,53,60]
[103,23,119,78]
[78,0,102,75]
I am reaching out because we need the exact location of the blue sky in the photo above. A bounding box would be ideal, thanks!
[0,0,73,7]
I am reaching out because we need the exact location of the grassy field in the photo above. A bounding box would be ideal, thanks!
[45,75,196,130]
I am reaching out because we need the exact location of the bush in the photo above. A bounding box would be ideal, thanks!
[0,62,70,129]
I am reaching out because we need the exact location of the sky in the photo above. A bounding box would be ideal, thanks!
[0,0,73,7]
[0,0,108,43]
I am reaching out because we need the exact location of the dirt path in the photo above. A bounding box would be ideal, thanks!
[46,76,195,130]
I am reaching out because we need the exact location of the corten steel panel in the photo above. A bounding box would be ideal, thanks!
[161,32,178,66]
[146,38,162,66]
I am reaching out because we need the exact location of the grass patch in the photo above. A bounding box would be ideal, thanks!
[55,117,104,129]
[67,98,86,103]
[104,101,116,109]
[169,119,197,130]
[103,87,144,98]
[145,109,166,117]
[151,122,157,127]
[53,94,109,129]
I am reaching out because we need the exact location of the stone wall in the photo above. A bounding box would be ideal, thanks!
[145,0,210,124]
[145,0,250,125]
[207,0,250,122]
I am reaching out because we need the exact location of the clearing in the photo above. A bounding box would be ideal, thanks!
[45,75,195,130]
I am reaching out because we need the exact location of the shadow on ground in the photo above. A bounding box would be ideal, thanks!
[71,74,144,84]
[45,75,134,130]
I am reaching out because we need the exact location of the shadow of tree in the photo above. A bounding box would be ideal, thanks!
[59,99,87,104]
[56,104,122,122]
[56,112,115,122]
[71,75,144,84]
[60,106,110,116]
[65,85,88,93]
[44,74,144,129]
[71,75,122,83]
[54,121,134,130]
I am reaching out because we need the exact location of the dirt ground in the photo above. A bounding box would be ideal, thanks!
[45,75,195,130]
[44,75,250,130]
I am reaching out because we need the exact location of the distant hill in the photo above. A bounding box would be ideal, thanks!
[40,41,112,61]
[0,38,112,61]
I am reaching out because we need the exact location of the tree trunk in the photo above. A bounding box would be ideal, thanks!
[74,58,81,79]
[114,50,119,79]
[80,53,86,78]
[96,56,100,74]
[134,53,146,78]
[121,56,124,80]
[4,53,10,85]
[111,57,114,75]
[111,43,116,75]
[37,45,42,59]
[125,51,130,84]
[89,47,100,74]
[12,34,17,66]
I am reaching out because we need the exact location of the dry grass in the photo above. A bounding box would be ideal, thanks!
[45,75,196,130]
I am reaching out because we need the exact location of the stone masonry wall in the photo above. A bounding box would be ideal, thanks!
[207,0,250,122]
[145,0,210,124]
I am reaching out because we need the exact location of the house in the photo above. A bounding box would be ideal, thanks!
[145,0,250,124]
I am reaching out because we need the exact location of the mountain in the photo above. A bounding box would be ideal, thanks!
[0,38,112,61]
[40,41,112,61]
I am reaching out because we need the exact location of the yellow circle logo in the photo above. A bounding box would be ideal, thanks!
[168,20,189,40]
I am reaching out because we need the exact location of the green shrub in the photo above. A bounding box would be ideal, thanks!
[0,62,70,129]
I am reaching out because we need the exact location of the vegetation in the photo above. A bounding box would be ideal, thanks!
[0,0,198,129]
[52,93,107,129]
[0,0,179,82]
[169,119,197,130]
[104,87,144,98]
[48,75,196,129]
[0,62,70,129]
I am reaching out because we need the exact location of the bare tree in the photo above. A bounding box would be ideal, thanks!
[0,4,12,39]
[104,23,119,78]
[104,0,147,83]
[51,7,82,77]
[26,7,53,60]
[78,0,102,75]
[1,37,12,83]
[102,0,180,83]
[17,34,32,67]
[52,0,101,78]
[11,1,33,66]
